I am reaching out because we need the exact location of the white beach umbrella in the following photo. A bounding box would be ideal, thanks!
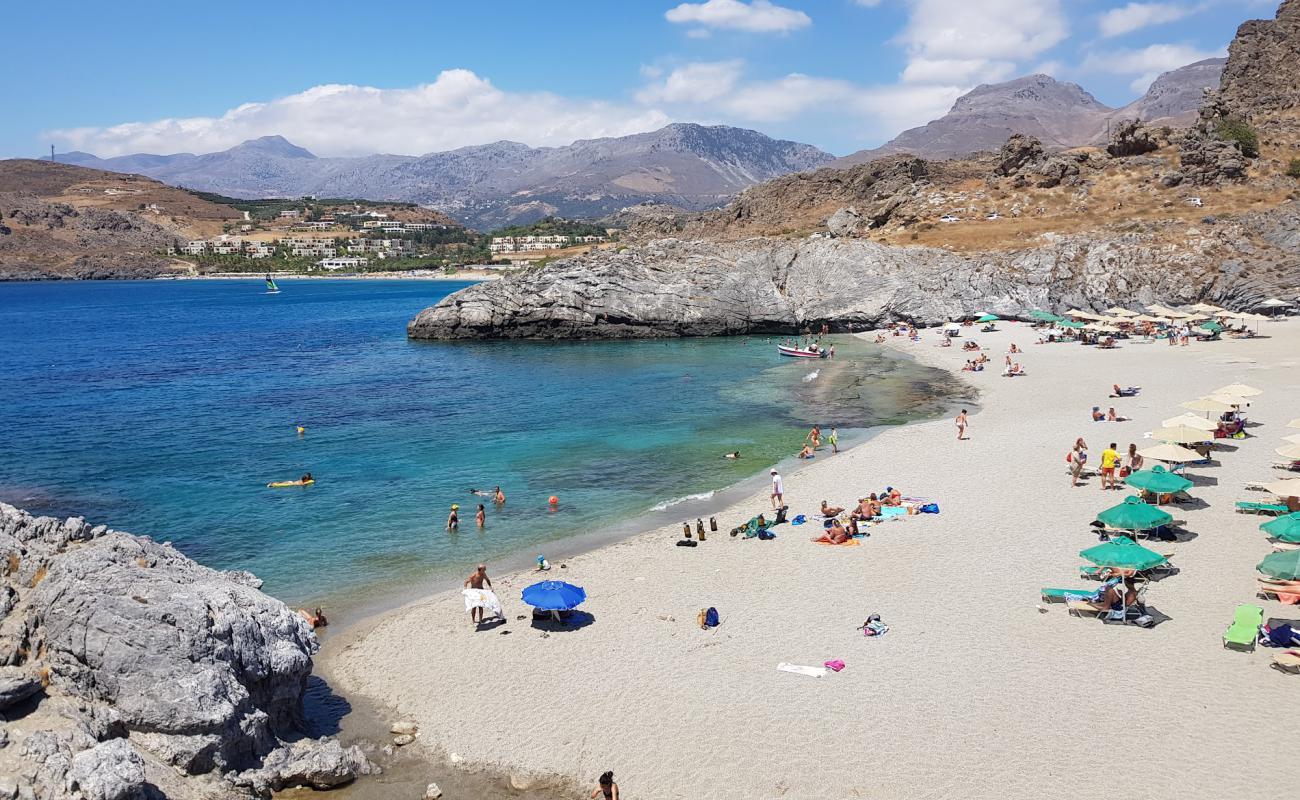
[1139,443,1202,463]
[1259,298,1293,308]
[1189,302,1224,313]
[1151,426,1212,445]
[1282,433,1300,445]
[1162,413,1217,432]
[1182,397,1234,414]
[1106,307,1138,317]
[1277,444,1300,460]
[1066,309,1105,320]
[1215,383,1262,397]
[1206,394,1250,407]
[1262,478,1300,498]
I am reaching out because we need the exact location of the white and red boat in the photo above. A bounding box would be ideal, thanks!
[777,344,828,358]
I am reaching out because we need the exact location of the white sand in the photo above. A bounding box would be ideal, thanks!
[330,319,1300,800]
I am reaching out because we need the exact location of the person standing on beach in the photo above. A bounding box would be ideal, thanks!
[464,564,492,625]
[475,504,486,528]
[955,409,969,440]
[828,427,839,454]
[770,468,784,509]
[807,425,821,449]
[1100,443,1120,490]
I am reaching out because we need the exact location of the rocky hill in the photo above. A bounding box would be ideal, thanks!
[1218,0,1300,140]
[835,62,1226,166]
[61,124,834,230]
[0,160,240,279]
[0,503,371,799]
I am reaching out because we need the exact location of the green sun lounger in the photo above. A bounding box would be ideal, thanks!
[1223,604,1263,652]
[1235,501,1288,516]
[1041,587,1099,602]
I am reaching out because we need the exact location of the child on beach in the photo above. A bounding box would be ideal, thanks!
[829,427,839,454]
[955,409,969,440]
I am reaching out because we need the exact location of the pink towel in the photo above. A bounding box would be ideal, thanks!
[823,659,845,672]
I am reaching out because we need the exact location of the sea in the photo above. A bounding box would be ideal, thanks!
[0,279,960,608]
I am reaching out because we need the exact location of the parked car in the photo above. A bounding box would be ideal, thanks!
[939,214,960,223]
[985,212,1001,220]
[1187,197,1203,207]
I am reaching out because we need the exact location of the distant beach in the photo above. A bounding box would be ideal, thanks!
[328,318,1300,800]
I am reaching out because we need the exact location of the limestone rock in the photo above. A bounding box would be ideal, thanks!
[993,134,1045,176]
[1219,0,1300,127]
[66,739,146,800]
[392,734,414,747]
[826,207,863,237]
[424,782,443,799]
[0,667,40,710]
[1106,119,1160,158]
[389,720,418,736]
[235,737,373,794]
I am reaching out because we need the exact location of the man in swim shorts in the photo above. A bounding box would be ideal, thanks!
[464,564,493,625]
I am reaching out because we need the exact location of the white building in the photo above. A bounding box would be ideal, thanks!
[182,240,208,255]
[279,209,301,219]
[318,257,367,270]
[347,238,413,257]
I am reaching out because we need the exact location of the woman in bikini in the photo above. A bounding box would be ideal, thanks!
[591,772,619,800]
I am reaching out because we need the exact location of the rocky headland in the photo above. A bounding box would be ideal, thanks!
[0,503,372,800]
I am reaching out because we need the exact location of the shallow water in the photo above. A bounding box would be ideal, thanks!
[0,279,958,605]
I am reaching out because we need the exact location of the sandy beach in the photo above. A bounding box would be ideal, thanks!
[329,318,1299,800]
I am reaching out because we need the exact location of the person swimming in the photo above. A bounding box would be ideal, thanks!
[300,472,313,483]
[724,451,740,459]
[468,488,493,497]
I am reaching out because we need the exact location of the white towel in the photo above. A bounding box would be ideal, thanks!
[777,662,828,678]
[463,588,503,618]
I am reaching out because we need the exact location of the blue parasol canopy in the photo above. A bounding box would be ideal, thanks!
[522,580,587,611]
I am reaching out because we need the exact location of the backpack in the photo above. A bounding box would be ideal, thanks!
[704,607,719,628]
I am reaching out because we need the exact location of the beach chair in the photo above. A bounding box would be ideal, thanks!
[1041,587,1099,603]
[1223,604,1264,652]
[1066,600,1106,618]
[1257,580,1300,604]
[1271,651,1300,674]
[1272,541,1300,552]
[1235,501,1289,515]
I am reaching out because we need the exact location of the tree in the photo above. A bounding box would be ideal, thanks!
[1287,158,1300,178]
[1214,117,1260,158]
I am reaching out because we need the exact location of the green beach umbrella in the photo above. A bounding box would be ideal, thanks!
[976,313,1000,323]
[1124,466,1193,496]
[1261,513,1300,543]
[1258,550,1300,580]
[1096,495,1174,531]
[1080,537,1169,571]
[1057,319,1085,329]
[1198,320,1224,332]
[1030,310,1063,322]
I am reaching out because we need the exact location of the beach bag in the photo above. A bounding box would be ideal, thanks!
[675,539,697,547]
[1066,452,1073,463]
[920,503,939,514]
[1266,623,1297,648]
[704,607,719,628]
[757,529,775,540]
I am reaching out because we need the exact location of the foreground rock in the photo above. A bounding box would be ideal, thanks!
[0,503,372,799]
[408,206,1300,340]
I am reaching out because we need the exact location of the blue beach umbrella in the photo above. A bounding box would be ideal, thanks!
[522,580,587,611]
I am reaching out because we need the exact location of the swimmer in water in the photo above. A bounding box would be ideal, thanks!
[724,451,740,459]
[468,488,493,497]
[476,504,486,528]
[300,472,313,484]
[296,425,305,436]
[493,486,506,505]
[446,504,460,532]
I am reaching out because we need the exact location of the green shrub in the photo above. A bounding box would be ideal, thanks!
[1286,158,1300,178]
[1214,117,1260,158]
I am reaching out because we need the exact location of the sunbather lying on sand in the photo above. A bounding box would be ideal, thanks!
[812,520,850,544]
[1111,384,1139,397]
[820,500,844,517]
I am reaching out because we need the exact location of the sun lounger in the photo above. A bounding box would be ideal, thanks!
[1257,580,1300,604]
[1223,604,1263,652]
[1066,600,1106,618]
[1272,541,1300,552]
[1271,651,1300,674]
[1271,461,1300,472]
[1041,586,1100,603]
[1235,501,1289,515]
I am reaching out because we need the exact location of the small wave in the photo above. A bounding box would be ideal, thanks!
[649,491,716,512]
[802,369,820,383]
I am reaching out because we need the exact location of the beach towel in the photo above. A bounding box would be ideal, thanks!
[815,538,861,547]
[462,588,503,619]
[823,659,845,672]
[791,515,807,526]
[777,662,828,678]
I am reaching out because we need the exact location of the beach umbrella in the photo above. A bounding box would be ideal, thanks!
[1206,394,1249,407]
[1125,466,1193,496]
[1067,309,1105,320]
[1030,310,1062,322]
[1262,478,1300,498]
[1081,537,1169,571]
[1283,433,1300,445]
[1139,443,1201,463]
[1181,397,1233,414]
[1262,513,1300,543]
[1277,444,1300,460]
[1151,425,1211,445]
[1258,550,1300,580]
[521,580,587,611]
[1161,413,1217,432]
[1106,307,1138,317]
[1289,418,1300,430]
[1097,496,1174,531]
[1057,319,1085,329]
[1215,383,1262,397]
[976,313,999,323]
[1198,321,1224,332]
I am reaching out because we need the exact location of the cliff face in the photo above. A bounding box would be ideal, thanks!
[407,206,1300,340]
[0,504,371,799]
[1219,0,1300,127]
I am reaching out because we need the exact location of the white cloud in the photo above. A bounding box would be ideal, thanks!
[635,61,744,104]
[47,70,673,157]
[1082,42,1225,92]
[723,74,861,121]
[898,0,1068,84]
[1098,3,1194,38]
[664,0,811,33]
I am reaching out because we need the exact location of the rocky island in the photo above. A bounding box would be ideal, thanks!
[0,504,371,800]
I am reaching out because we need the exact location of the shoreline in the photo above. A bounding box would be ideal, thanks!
[324,318,1300,799]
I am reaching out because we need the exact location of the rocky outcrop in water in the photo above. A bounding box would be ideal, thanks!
[408,206,1300,340]
[0,504,372,799]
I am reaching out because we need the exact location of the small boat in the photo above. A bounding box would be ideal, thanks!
[777,345,828,359]
[265,275,280,294]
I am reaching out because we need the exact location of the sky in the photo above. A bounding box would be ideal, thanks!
[0,0,1278,159]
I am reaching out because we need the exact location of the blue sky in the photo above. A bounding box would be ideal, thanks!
[0,0,1276,159]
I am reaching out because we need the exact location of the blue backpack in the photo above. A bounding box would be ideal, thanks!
[704,607,719,628]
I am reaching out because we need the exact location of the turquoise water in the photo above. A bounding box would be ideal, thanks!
[0,279,958,606]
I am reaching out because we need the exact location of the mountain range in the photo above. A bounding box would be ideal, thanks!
[54,59,1225,228]
[60,125,833,230]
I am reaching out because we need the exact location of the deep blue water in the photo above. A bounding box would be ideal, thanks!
[0,279,956,606]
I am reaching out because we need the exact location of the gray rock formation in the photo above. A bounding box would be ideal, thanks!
[1179,92,1252,185]
[0,503,371,799]
[826,207,863,237]
[407,208,1300,340]
[58,124,834,230]
[1106,120,1161,158]
[0,667,40,711]
[1219,0,1300,129]
[990,135,1086,188]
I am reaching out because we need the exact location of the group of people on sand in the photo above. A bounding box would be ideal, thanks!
[1069,437,1144,488]
[447,486,506,531]
[810,488,906,543]
[1090,406,1128,422]
[798,425,839,459]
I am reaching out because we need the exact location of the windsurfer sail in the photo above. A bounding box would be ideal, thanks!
[265,275,280,293]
